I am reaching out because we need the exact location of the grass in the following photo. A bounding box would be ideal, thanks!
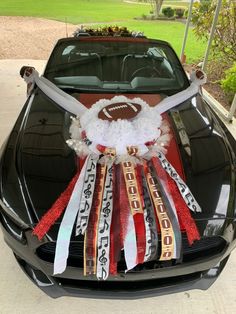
[122,20,206,63]
[0,0,206,62]
[0,0,151,23]
[161,1,189,8]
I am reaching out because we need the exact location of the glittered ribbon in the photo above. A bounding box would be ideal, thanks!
[33,170,81,240]
[109,164,121,275]
[134,165,147,264]
[152,157,200,245]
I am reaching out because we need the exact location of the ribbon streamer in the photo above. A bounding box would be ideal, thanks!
[109,165,121,275]
[149,161,182,260]
[76,155,99,235]
[134,165,147,264]
[141,169,159,262]
[96,164,114,280]
[84,164,107,276]
[119,165,138,272]
[53,156,89,275]
[124,211,138,271]
[24,69,87,116]
[122,161,143,215]
[157,151,202,213]
[24,69,206,117]
[146,170,175,261]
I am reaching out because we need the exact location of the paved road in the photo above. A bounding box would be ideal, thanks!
[0,60,235,314]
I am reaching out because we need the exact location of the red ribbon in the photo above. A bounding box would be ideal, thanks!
[151,157,200,245]
[134,164,146,264]
[33,170,81,240]
[84,164,106,275]
[109,165,121,275]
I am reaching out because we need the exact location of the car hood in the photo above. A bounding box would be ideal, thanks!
[1,89,235,240]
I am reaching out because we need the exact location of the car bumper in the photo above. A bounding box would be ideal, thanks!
[1,215,235,299]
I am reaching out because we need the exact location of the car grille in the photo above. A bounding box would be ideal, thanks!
[56,271,202,294]
[36,235,226,271]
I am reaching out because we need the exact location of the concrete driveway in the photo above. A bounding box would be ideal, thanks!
[0,60,236,314]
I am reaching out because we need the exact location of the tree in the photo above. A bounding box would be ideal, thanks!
[191,0,236,63]
[150,0,164,17]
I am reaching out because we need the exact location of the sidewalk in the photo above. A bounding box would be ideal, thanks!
[0,59,236,314]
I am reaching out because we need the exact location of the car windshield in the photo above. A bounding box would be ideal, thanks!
[44,38,189,95]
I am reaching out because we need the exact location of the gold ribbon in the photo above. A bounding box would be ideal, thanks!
[122,161,143,215]
[84,164,107,275]
[146,172,174,260]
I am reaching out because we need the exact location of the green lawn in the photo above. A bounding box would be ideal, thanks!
[0,0,151,23]
[122,20,206,63]
[162,1,189,8]
[0,0,206,62]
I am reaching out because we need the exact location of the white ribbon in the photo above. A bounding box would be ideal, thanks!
[156,82,198,114]
[96,164,113,280]
[157,151,202,213]
[53,156,89,275]
[76,155,99,236]
[124,212,138,272]
[24,69,206,117]
[24,70,87,116]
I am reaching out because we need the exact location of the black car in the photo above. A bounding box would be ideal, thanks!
[1,29,236,298]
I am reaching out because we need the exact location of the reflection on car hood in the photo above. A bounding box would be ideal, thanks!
[1,90,235,240]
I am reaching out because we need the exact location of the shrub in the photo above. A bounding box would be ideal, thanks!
[162,7,175,18]
[175,8,185,18]
[221,63,236,101]
[184,8,188,18]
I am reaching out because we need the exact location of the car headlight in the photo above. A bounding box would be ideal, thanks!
[0,199,29,230]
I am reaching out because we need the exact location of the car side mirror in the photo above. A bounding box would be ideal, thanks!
[19,66,35,79]
[19,66,35,96]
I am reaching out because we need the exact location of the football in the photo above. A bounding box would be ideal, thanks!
[98,102,142,121]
